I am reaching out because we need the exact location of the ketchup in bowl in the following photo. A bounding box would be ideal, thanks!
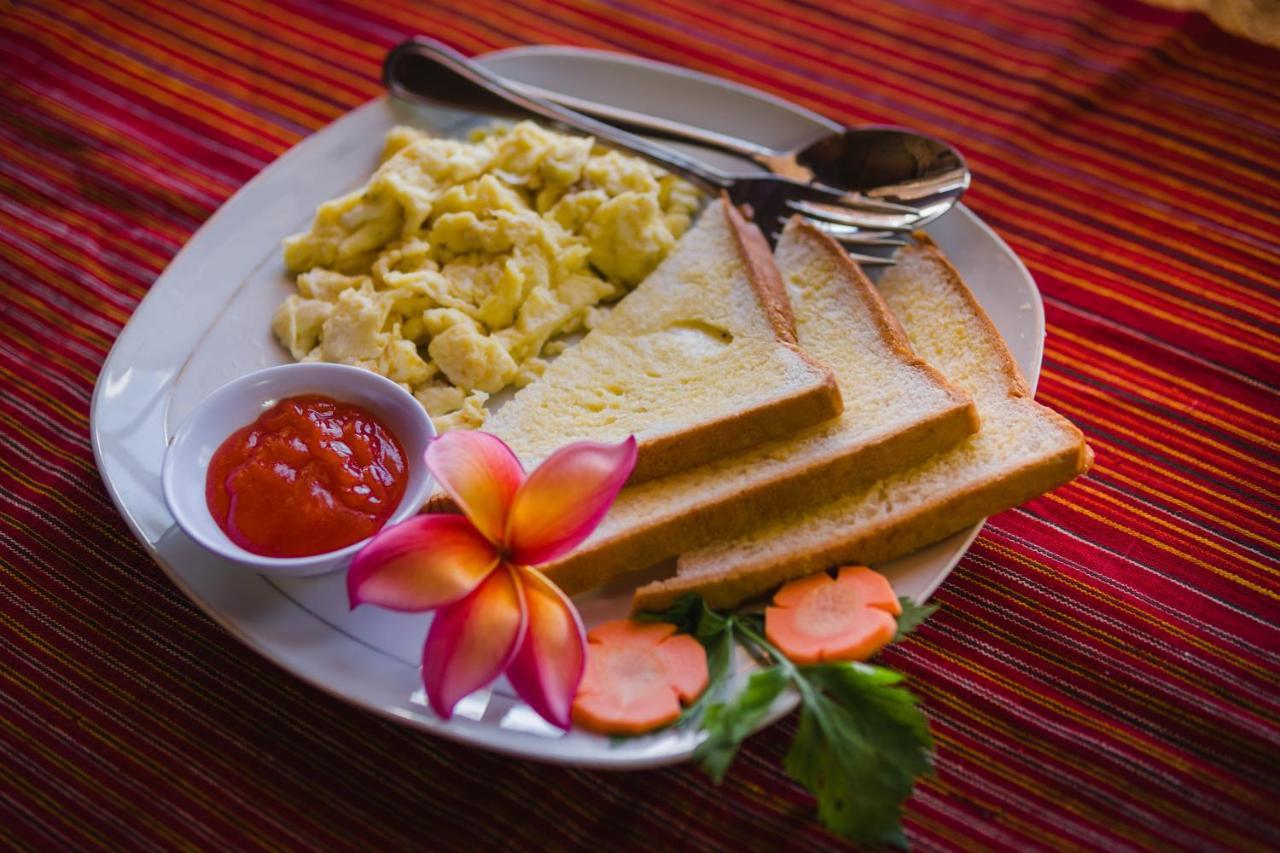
[205,394,408,558]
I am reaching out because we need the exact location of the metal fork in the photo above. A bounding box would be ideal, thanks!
[384,38,905,265]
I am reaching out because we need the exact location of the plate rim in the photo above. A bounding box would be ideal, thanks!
[90,45,1042,768]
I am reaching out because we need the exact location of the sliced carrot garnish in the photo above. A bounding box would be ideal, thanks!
[765,566,902,665]
[571,619,709,736]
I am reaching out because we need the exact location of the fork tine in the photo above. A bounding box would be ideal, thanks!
[789,200,918,232]
[838,233,908,247]
[791,182,922,215]
[768,230,901,263]
[780,217,908,247]
[770,230,898,266]
[843,251,896,266]
[835,195,920,215]
[866,173,970,203]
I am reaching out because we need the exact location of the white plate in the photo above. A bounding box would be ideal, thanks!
[91,46,1043,768]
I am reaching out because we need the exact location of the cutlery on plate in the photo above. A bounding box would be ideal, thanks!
[383,38,949,263]
[494,84,969,247]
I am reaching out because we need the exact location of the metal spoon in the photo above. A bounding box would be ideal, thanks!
[383,40,970,245]
[507,85,969,233]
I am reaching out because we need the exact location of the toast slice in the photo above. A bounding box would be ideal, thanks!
[537,218,978,596]
[635,234,1093,612]
[484,197,841,483]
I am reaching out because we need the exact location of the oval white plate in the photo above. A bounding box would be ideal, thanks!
[91,46,1042,768]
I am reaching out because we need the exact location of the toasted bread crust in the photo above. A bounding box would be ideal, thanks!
[723,196,799,344]
[623,200,843,483]
[537,221,979,594]
[910,230,1032,399]
[628,369,842,482]
[788,219,973,415]
[630,236,1092,614]
[544,397,977,595]
[633,438,1091,612]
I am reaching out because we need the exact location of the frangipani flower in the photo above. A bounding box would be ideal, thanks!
[348,431,637,729]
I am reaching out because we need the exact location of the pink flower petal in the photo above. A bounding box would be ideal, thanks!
[424,432,525,546]
[348,515,499,612]
[422,564,527,720]
[505,566,586,730]
[504,436,637,566]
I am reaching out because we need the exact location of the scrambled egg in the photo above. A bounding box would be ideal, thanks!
[274,122,701,431]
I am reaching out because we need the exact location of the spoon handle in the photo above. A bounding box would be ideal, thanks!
[383,38,731,194]
[501,81,778,161]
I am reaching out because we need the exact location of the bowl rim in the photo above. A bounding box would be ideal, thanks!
[161,362,436,574]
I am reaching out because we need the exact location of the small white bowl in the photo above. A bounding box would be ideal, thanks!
[162,363,436,577]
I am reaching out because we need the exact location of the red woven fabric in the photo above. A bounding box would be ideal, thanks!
[2,0,1277,848]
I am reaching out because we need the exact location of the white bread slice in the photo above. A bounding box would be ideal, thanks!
[484,197,841,483]
[539,219,978,596]
[634,233,1093,612]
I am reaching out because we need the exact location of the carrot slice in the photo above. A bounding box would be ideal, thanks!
[571,619,709,736]
[765,566,901,665]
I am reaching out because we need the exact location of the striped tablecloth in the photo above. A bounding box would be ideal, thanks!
[2,0,1277,848]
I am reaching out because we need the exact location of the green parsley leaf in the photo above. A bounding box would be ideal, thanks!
[641,593,937,845]
[694,665,790,783]
[636,593,707,634]
[788,663,933,846]
[893,597,938,642]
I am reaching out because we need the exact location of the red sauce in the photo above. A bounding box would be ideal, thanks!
[206,394,408,558]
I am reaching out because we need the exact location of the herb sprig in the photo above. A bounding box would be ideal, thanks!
[640,595,936,847]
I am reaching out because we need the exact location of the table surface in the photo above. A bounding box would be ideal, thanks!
[2,0,1277,849]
